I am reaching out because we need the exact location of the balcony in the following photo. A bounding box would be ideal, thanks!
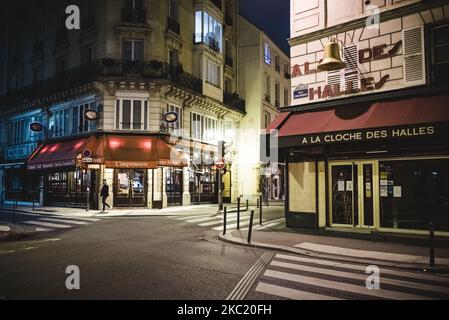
[0,59,203,107]
[167,17,180,35]
[264,95,271,104]
[225,55,233,68]
[223,92,245,113]
[194,34,221,53]
[121,8,146,24]
[210,0,222,10]
[275,64,281,72]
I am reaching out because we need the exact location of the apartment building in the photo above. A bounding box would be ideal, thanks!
[237,16,291,203]
[0,0,245,209]
[267,0,449,237]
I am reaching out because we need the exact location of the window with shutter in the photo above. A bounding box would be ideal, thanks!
[403,26,426,86]
[343,44,360,91]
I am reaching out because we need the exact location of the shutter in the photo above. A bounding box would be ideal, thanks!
[327,69,343,90]
[343,44,360,91]
[403,26,426,86]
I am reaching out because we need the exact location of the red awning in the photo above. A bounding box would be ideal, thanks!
[273,95,449,138]
[103,135,187,169]
[27,135,187,171]
[27,136,99,170]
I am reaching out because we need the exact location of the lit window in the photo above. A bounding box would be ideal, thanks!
[115,99,148,131]
[264,43,271,65]
[194,11,223,52]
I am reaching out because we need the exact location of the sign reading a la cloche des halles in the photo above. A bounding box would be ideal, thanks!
[291,37,405,105]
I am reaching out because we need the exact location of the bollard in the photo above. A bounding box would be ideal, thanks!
[223,207,227,235]
[256,198,259,208]
[32,191,36,211]
[237,197,241,230]
[246,199,249,211]
[260,197,263,226]
[247,210,254,244]
[429,221,435,268]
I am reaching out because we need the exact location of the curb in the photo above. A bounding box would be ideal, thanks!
[218,233,449,274]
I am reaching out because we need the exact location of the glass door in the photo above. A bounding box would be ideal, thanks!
[115,169,147,207]
[329,161,377,228]
[131,169,146,207]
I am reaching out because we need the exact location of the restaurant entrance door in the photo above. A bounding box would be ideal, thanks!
[114,169,147,207]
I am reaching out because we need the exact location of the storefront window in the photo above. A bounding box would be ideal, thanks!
[380,159,449,232]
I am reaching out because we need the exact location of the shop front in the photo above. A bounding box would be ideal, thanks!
[268,94,449,236]
[27,133,188,210]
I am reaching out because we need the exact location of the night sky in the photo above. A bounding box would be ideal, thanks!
[239,0,290,55]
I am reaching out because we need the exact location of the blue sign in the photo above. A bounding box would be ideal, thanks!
[294,84,308,99]
[5,142,39,161]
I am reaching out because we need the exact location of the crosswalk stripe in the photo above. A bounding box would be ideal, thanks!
[0,225,11,232]
[186,215,224,223]
[256,282,342,300]
[38,218,89,225]
[175,214,212,221]
[254,219,285,230]
[22,221,72,229]
[271,260,449,295]
[200,215,251,227]
[48,216,100,222]
[36,228,53,232]
[264,269,432,300]
[275,254,449,284]
[214,220,256,231]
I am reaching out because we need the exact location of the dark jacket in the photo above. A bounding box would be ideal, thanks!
[100,185,110,198]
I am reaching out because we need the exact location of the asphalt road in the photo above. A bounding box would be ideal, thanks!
[0,215,264,300]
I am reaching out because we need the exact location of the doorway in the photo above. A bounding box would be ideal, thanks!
[166,168,183,206]
[114,169,147,207]
[329,161,377,228]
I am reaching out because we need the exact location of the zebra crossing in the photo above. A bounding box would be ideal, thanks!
[170,211,286,231]
[1,214,101,234]
[249,253,449,300]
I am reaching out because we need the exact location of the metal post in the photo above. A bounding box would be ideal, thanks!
[86,187,90,212]
[218,171,223,211]
[32,191,35,211]
[246,199,249,211]
[257,198,259,208]
[247,210,254,243]
[237,197,241,230]
[223,207,227,235]
[429,220,435,268]
[259,195,263,226]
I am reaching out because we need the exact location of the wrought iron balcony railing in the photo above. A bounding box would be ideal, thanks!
[121,8,146,23]
[167,16,180,34]
[275,64,281,72]
[223,92,245,113]
[0,59,203,107]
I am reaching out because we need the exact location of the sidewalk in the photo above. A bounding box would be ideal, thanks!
[219,229,449,271]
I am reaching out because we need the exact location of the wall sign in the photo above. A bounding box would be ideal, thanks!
[5,142,39,161]
[293,84,309,99]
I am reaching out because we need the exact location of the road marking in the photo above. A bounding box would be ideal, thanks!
[186,215,224,223]
[0,225,11,232]
[38,217,89,225]
[31,238,61,243]
[253,218,286,230]
[275,254,449,284]
[227,252,274,300]
[175,214,213,221]
[200,215,251,227]
[35,228,53,232]
[271,260,449,295]
[22,221,72,229]
[0,250,15,254]
[294,242,449,266]
[20,247,38,251]
[214,219,261,231]
[264,269,432,300]
[256,282,342,300]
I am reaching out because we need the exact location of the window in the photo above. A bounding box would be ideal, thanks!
[169,48,179,67]
[431,23,449,83]
[123,39,144,61]
[115,99,148,130]
[167,105,183,136]
[49,102,98,138]
[9,114,43,145]
[265,75,271,102]
[275,55,280,72]
[194,11,223,52]
[33,64,44,83]
[264,43,271,65]
[206,59,221,87]
[275,82,280,107]
[264,112,271,129]
[81,45,94,64]
[124,0,144,9]
[55,56,67,75]
[191,113,218,143]
[224,78,231,94]
[283,88,289,107]
[379,158,449,232]
[168,0,179,21]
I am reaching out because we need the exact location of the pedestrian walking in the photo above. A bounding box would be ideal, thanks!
[100,179,111,212]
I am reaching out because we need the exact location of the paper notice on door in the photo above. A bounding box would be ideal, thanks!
[380,180,388,186]
[380,186,388,197]
[365,183,371,190]
[393,186,402,198]
[366,190,372,198]
[338,181,345,192]
[346,181,353,191]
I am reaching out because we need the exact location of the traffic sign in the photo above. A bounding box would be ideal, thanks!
[216,158,225,170]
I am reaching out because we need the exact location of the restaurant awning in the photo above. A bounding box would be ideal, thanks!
[27,134,188,171]
[268,94,449,147]
[27,136,99,170]
[103,135,187,169]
